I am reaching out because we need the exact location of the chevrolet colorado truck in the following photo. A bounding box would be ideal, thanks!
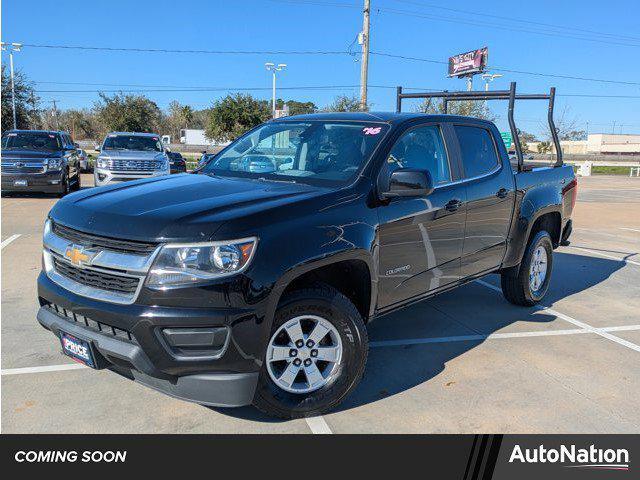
[1,130,81,196]
[36,86,576,418]
[94,132,170,186]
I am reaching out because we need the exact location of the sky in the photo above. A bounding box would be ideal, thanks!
[2,0,640,137]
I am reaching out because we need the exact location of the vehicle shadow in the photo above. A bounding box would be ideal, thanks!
[215,251,623,421]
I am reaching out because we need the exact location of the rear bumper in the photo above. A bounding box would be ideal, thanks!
[37,306,259,407]
[1,171,64,192]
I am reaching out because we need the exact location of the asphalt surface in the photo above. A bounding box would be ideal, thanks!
[2,174,639,433]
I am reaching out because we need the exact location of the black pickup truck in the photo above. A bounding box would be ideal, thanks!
[36,86,576,418]
[1,130,81,196]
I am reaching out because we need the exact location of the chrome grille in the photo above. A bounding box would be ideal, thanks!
[52,222,157,255]
[53,257,140,295]
[1,162,45,173]
[108,159,160,172]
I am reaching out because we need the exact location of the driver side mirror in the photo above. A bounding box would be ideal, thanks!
[381,168,434,198]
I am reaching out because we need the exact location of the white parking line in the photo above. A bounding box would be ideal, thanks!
[305,416,333,434]
[475,280,640,353]
[1,363,87,376]
[370,325,640,348]
[566,245,640,267]
[0,234,21,250]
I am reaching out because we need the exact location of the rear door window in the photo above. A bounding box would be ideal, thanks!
[454,126,500,179]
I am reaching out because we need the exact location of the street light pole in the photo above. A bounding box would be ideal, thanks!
[481,73,503,91]
[2,42,22,129]
[265,63,287,119]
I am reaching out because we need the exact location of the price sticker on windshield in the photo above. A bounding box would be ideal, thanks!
[363,127,382,135]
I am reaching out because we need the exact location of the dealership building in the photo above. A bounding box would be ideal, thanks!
[528,133,640,155]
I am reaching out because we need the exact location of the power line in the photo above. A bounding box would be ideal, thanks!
[369,52,640,86]
[274,0,640,47]
[20,43,640,87]
[21,43,349,56]
[32,82,640,99]
[391,0,640,43]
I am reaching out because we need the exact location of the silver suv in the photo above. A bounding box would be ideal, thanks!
[94,132,170,186]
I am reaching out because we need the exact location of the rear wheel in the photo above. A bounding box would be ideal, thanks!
[253,283,368,419]
[501,230,553,306]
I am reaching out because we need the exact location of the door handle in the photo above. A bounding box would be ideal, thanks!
[445,199,462,212]
[496,188,509,199]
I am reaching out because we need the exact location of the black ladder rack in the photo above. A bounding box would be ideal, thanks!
[395,81,562,172]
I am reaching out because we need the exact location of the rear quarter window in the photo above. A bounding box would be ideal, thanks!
[454,126,500,179]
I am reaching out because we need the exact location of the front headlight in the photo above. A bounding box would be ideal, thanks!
[45,158,63,170]
[146,237,258,287]
[96,157,110,169]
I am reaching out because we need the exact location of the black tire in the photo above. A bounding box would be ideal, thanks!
[71,172,81,191]
[253,283,368,419]
[57,173,70,198]
[501,230,553,306]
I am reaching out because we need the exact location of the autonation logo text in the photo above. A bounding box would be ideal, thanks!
[509,444,630,471]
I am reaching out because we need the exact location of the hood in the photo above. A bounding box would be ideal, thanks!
[99,150,166,161]
[49,173,327,242]
[1,149,63,161]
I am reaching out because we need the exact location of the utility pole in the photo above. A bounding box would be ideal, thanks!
[265,63,287,119]
[359,0,370,110]
[50,100,59,130]
[1,42,23,129]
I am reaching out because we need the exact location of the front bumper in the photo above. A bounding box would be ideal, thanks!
[37,268,271,407]
[37,306,258,407]
[94,167,170,186]
[1,171,64,193]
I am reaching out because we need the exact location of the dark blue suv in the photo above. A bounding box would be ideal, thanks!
[1,130,81,196]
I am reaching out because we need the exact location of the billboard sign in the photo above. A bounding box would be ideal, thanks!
[448,47,488,77]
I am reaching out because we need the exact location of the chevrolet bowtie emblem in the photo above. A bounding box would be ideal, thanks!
[64,245,96,267]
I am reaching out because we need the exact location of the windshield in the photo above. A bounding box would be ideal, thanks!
[1,132,63,151]
[103,135,162,152]
[201,121,389,186]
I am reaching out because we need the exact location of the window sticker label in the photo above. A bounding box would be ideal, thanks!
[363,127,382,135]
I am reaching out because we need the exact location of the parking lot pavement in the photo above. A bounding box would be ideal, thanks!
[2,175,639,433]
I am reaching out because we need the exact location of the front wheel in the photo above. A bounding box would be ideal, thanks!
[253,283,368,419]
[501,230,553,306]
[57,173,70,198]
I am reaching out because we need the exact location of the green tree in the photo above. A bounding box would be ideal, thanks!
[517,128,538,153]
[163,101,197,141]
[58,109,101,140]
[537,141,552,154]
[417,98,496,122]
[1,66,39,130]
[94,93,162,134]
[323,95,366,112]
[205,94,271,143]
[275,99,317,116]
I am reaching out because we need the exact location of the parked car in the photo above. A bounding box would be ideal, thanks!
[76,148,92,172]
[1,130,81,196]
[36,111,576,418]
[167,151,187,174]
[197,152,216,168]
[94,132,170,186]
